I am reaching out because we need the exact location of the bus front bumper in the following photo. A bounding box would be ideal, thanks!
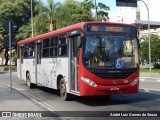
[80,81,139,96]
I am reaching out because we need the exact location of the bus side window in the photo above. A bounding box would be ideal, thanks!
[43,38,50,57]
[24,44,29,58]
[58,46,67,56]
[50,36,58,57]
[28,42,35,58]
[59,34,67,56]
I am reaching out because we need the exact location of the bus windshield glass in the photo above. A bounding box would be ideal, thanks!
[83,35,139,69]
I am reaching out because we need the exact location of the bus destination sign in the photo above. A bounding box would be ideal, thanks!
[91,25,123,32]
[106,26,123,32]
[91,26,99,31]
[86,24,135,33]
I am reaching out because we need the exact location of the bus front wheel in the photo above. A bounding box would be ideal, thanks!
[26,73,34,89]
[60,78,70,101]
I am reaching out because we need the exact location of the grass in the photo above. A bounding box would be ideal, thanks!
[0,65,16,69]
[140,68,160,73]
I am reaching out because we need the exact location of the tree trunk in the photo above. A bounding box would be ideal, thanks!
[4,48,9,66]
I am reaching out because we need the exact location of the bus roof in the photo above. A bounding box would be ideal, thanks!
[18,22,135,45]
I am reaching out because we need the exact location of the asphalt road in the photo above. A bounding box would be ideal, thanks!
[0,71,160,120]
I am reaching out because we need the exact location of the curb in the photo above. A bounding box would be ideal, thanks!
[0,68,17,72]
[139,88,160,94]
[140,77,160,82]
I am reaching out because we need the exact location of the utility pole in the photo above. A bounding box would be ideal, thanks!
[3,19,18,93]
[95,0,98,21]
[31,0,34,37]
[138,0,151,71]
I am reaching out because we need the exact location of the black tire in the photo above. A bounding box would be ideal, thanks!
[26,73,34,88]
[59,78,71,101]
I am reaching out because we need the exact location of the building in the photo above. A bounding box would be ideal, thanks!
[110,0,160,36]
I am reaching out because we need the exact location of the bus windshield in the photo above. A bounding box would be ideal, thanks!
[83,34,139,69]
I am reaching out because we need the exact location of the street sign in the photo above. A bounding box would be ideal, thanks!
[4,35,16,47]
[116,0,137,7]
[3,19,18,33]
[2,18,18,93]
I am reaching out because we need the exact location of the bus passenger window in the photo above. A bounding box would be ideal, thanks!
[24,51,28,58]
[51,36,58,46]
[50,47,57,57]
[59,34,67,45]
[43,38,50,57]
[58,34,67,56]
[24,44,29,50]
[43,38,50,48]
[58,46,67,56]
[43,48,49,57]
[28,42,35,58]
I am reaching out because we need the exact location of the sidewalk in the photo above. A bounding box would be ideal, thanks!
[140,72,160,77]
[0,83,44,111]
[140,72,160,80]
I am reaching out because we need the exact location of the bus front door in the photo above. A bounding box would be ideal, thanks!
[69,36,80,93]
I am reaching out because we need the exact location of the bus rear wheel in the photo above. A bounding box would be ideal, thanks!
[26,73,34,89]
[60,78,70,101]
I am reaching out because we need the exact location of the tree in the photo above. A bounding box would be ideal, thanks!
[140,34,160,68]
[33,0,61,35]
[80,0,94,21]
[54,0,94,28]
[47,0,61,31]
[97,2,110,21]
[55,0,82,27]
[15,23,32,40]
[0,0,31,65]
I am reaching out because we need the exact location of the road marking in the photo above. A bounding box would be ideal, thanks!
[19,90,57,111]
[140,77,160,79]
[0,82,56,111]
[0,81,66,117]
[140,77,160,83]
[157,80,160,82]
[140,79,145,81]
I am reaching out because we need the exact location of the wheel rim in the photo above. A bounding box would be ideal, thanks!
[27,75,30,87]
[60,81,66,98]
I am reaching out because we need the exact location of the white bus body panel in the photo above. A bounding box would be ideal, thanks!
[17,58,69,92]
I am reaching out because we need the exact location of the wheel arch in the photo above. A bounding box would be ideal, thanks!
[26,70,29,81]
[57,74,63,90]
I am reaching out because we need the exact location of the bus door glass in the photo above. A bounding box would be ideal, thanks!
[70,36,80,92]
[20,46,24,79]
[36,43,42,84]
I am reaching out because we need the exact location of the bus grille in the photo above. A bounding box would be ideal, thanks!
[89,68,137,79]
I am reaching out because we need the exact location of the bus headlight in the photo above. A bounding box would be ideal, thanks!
[130,77,139,86]
[81,77,97,87]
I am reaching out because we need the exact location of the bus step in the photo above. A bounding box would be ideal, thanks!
[37,83,42,87]
[70,90,80,95]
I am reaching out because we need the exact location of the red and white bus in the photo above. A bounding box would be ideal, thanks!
[17,22,139,100]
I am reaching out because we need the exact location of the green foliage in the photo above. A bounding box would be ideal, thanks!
[0,0,32,65]
[140,34,160,64]
[97,2,110,21]
[33,0,62,35]
[12,53,17,65]
[15,23,31,40]
[54,0,94,28]
[0,0,31,26]
[140,68,160,73]
[55,0,82,28]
